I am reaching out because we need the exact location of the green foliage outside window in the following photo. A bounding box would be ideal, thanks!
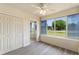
[52,20,66,30]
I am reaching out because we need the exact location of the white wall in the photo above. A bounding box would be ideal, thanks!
[40,35,79,53]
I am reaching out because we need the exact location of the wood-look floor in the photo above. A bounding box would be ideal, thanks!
[4,41,78,55]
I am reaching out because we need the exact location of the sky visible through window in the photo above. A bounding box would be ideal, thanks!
[47,18,55,26]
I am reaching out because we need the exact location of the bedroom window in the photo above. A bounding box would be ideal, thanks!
[47,17,66,37]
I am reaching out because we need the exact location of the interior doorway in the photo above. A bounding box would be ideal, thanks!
[30,21,37,42]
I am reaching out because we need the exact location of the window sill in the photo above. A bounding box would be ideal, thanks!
[40,34,79,41]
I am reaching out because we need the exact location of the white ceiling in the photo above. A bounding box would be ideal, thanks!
[1,3,79,16]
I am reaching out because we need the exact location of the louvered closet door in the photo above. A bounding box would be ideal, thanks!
[0,15,3,54]
[7,16,16,51]
[18,18,23,48]
[15,18,23,49]
[2,15,9,53]
[0,14,23,54]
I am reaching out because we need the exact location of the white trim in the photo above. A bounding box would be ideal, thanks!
[65,16,68,37]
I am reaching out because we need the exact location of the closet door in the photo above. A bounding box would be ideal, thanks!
[15,18,23,49]
[7,16,16,51]
[2,15,8,53]
[18,19,23,48]
[0,14,23,54]
[0,15,3,54]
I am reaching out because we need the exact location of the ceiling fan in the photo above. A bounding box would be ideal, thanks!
[38,3,47,15]
[31,3,48,16]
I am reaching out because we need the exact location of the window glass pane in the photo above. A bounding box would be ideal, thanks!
[67,14,79,39]
[47,17,66,37]
[55,17,66,37]
[47,18,56,35]
[30,22,37,34]
[40,20,47,34]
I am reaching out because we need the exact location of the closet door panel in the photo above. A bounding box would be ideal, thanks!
[15,18,22,49]
[0,16,3,54]
[2,15,8,53]
[8,17,16,51]
[18,19,23,47]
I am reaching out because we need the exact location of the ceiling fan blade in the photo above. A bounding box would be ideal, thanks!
[31,5,41,10]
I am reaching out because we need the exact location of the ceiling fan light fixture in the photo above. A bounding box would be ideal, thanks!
[40,9,46,15]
